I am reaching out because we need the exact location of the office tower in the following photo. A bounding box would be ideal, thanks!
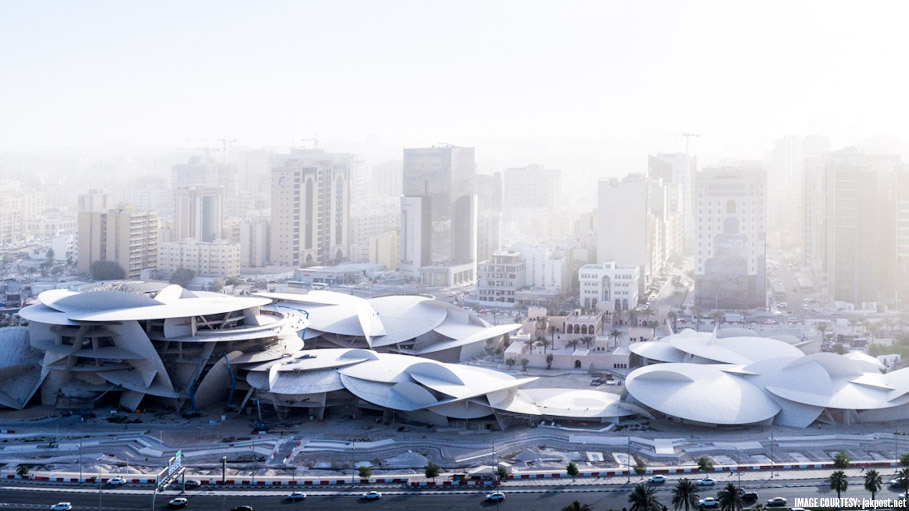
[898,170,909,303]
[503,165,560,211]
[369,160,403,198]
[77,189,111,212]
[597,174,650,290]
[173,187,224,242]
[648,153,697,253]
[475,172,503,262]
[693,167,767,309]
[822,151,899,305]
[402,145,477,286]
[77,206,158,280]
[171,157,221,189]
[270,151,350,267]
[399,196,431,277]
[349,196,400,262]
[239,216,269,268]
[766,136,830,249]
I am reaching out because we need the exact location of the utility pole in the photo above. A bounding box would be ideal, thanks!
[770,430,775,478]
[626,436,631,484]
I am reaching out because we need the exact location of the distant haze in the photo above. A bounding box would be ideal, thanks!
[2,1,908,174]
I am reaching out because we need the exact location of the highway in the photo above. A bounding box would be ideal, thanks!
[3,477,908,511]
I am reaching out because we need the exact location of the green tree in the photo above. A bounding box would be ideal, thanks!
[496,465,508,480]
[520,358,529,371]
[609,328,623,348]
[864,469,882,501]
[628,483,662,511]
[567,461,579,480]
[15,465,29,477]
[533,336,546,354]
[225,276,243,287]
[671,479,699,511]
[833,452,849,469]
[581,335,595,350]
[358,465,372,479]
[562,501,592,511]
[896,467,909,491]
[634,460,647,476]
[209,279,224,292]
[697,457,713,473]
[829,470,848,500]
[424,462,441,482]
[90,260,125,280]
[833,343,846,355]
[717,482,743,511]
[546,353,554,370]
[900,453,909,467]
[169,266,195,287]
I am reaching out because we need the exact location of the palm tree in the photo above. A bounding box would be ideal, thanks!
[533,336,546,354]
[710,310,724,327]
[692,307,702,331]
[566,339,580,352]
[817,322,828,342]
[628,483,662,511]
[550,325,557,349]
[628,309,639,327]
[581,335,595,350]
[829,470,848,500]
[562,501,592,511]
[717,482,743,511]
[897,467,909,498]
[641,307,655,323]
[864,469,882,501]
[667,310,678,332]
[671,478,699,511]
[609,328,623,349]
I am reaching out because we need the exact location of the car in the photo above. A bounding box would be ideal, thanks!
[231,507,253,511]
[648,475,667,484]
[766,497,788,507]
[49,504,72,511]
[889,477,908,488]
[108,476,127,486]
[168,498,188,508]
[741,491,759,502]
[696,478,716,486]
[698,497,719,508]
[183,479,200,488]
[485,492,505,502]
[287,492,307,501]
[362,491,382,500]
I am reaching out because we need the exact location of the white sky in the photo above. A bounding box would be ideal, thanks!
[2,1,908,174]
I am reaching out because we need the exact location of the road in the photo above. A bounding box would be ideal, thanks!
[5,477,908,511]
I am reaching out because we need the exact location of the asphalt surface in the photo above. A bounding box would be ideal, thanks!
[4,476,909,511]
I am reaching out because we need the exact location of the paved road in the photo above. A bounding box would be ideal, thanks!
[4,477,908,511]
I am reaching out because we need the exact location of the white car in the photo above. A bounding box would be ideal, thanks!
[288,492,306,501]
[698,497,719,508]
[362,491,382,500]
[696,478,716,486]
[485,492,505,502]
[766,497,788,507]
[168,498,188,508]
[108,476,127,486]
[49,505,72,511]
[648,475,667,484]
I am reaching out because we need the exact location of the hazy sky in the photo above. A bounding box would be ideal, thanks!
[2,1,908,173]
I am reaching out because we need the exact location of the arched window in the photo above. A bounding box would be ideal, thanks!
[574,360,582,369]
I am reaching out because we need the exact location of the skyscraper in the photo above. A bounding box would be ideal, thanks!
[648,153,696,253]
[173,187,223,242]
[597,174,650,291]
[270,150,350,267]
[693,167,767,309]
[402,146,477,287]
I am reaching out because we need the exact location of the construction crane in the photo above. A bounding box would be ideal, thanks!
[681,133,700,155]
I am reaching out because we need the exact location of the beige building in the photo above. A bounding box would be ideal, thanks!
[77,206,159,280]
[369,230,399,271]
[157,239,240,277]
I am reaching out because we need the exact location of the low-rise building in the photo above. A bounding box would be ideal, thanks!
[157,239,241,277]
[578,262,640,311]
[477,251,526,307]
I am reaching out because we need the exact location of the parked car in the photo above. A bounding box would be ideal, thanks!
[183,479,200,489]
[49,504,72,511]
[696,478,716,486]
[362,491,382,500]
[485,492,505,502]
[647,475,667,484]
[698,497,719,508]
[231,507,253,511]
[766,497,788,507]
[108,476,127,486]
[287,492,306,501]
[168,498,188,508]
[741,491,759,502]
